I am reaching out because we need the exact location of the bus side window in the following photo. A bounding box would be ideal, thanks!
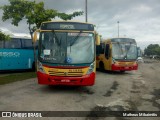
[96,45,101,55]
[0,41,4,49]
[100,43,105,54]
[5,38,21,49]
[22,39,33,49]
[105,44,110,59]
[96,43,105,55]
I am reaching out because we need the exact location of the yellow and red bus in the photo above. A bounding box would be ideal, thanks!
[33,21,100,86]
[96,38,138,72]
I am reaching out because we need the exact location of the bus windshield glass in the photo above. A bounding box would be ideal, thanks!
[39,32,94,64]
[112,42,137,60]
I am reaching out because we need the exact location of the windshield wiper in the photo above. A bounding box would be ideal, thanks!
[52,30,61,46]
[117,42,124,55]
[70,31,82,46]
[124,42,132,59]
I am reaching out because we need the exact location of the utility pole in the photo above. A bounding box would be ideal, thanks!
[117,21,119,38]
[85,0,88,22]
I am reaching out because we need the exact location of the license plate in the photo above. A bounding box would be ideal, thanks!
[125,67,129,69]
[61,79,70,82]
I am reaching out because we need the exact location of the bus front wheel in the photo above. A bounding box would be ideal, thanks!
[120,70,125,73]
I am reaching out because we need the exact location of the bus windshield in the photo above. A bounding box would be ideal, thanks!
[39,32,94,64]
[112,42,137,60]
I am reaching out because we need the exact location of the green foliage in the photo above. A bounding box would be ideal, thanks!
[58,11,83,20]
[144,44,160,56]
[0,31,10,41]
[1,0,83,33]
[0,72,36,85]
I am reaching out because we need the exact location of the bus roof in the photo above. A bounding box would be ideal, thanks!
[40,21,95,31]
[103,38,136,43]
[41,20,94,25]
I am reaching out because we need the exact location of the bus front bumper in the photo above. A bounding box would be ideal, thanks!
[37,72,95,86]
[112,64,138,71]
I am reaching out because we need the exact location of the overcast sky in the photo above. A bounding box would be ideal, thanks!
[0,0,160,49]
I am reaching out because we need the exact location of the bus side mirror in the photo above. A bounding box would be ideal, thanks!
[32,30,39,43]
[96,35,100,45]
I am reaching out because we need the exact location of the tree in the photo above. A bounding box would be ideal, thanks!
[144,44,160,56]
[0,31,10,41]
[1,0,83,35]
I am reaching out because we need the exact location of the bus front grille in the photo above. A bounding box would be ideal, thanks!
[48,71,83,77]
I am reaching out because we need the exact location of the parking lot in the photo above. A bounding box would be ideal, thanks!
[0,59,160,120]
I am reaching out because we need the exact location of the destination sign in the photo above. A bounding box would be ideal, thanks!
[40,22,94,31]
[60,24,75,29]
[68,33,91,36]
[111,38,136,43]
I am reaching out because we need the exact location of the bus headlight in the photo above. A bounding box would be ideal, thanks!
[87,63,94,75]
[37,61,45,73]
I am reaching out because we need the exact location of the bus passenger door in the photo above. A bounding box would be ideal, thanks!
[96,45,101,68]
[96,43,105,69]
[21,39,35,69]
[104,44,112,70]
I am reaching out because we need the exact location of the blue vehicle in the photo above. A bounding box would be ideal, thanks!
[0,36,35,71]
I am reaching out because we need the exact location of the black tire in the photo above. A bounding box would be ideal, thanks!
[120,70,125,73]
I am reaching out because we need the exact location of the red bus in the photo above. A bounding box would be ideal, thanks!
[33,21,100,85]
[96,38,138,72]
